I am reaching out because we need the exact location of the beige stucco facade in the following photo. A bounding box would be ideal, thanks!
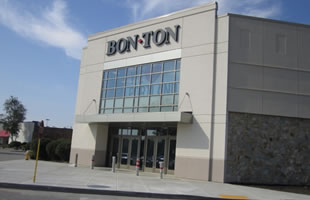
[70,2,310,184]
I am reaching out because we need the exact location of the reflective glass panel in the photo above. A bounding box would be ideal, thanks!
[147,129,157,136]
[115,88,124,97]
[135,76,140,85]
[108,69,117,79]
[156,139,165,168]
[101,99,105,109]
[139,86,149,96]
[103,71,108,79]
[151,74,162,84]
[105,99,114,108]
[163,60,175,71]
[102,80,107,88]
[176,59,181,70]
[151,84,161,95]
[175,83,179,93]
[174,95,179,105]
[146,139,154,168]
[130,139,139,166]
[122,129,130,135]
[136,66,141,74]
[141,75,151,85]
[117,68,126,77]
[107,79,116,88]
[124,98,134,107]
[116,78,125,87]
[104,109,113,113]
[150,96,160,106]
[152,62,162,72]
[141,64,151,74]
[162,95,174,105]
[121,138,129,165]
[139,107,148,112]
[126,77,135,86]
[124,108,132,113]
[100,59,180,114]
[125,87,135,97]
[139,97,149,107]
[114,98,123,107]
[161,106,173,112]
[162,83,174,94]
[134,97,139,107]
[135,87,139,96]
[149,107,160,112]
[106,89,115,98]
[101,89,106,98]
[132,129,138,136]
[176,71,180,81]
[163,72,175,82]
[114,108,123,113]
[127,66,136,76]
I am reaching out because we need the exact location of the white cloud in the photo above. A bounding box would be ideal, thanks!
[0,0,87,60]
[125,0,282,22]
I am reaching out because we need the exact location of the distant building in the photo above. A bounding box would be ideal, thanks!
[0,123,9,145]
[9,121,72,143]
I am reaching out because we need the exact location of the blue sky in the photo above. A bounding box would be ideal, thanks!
[0,0,309,128]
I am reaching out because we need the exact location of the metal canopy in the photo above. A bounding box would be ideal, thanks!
[75,112,192,124]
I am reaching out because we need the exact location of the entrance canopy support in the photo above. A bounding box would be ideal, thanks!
[75,112,192,124]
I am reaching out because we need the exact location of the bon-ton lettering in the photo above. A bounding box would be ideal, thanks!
[107,25,180,56]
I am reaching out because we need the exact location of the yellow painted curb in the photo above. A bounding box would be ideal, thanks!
[219,194,249,199]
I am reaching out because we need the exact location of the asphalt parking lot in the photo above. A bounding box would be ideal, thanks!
[0,148,25,161]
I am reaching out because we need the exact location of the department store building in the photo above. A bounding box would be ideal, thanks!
[70,2,310,185]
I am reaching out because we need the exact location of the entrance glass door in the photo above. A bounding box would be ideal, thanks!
[120,137,129,166]
[144,136,167,172]
[129,138,139,167]
[108,126,177,173]
[155,138,165,169]
[145,138,155,171]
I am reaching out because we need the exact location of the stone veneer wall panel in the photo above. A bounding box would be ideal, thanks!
[225,112,310,185]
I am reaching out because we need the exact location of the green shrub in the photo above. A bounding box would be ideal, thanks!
[55,139,71,162]
[46,140,61,161]
[31,138,51,160]
[25,142,31,150]
[20,142,31,151]
[9,141,22,149]
[29,150,35,159]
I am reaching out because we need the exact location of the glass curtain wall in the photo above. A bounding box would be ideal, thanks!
[99,59,180,114]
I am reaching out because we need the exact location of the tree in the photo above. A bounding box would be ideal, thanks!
[2,96,26,141]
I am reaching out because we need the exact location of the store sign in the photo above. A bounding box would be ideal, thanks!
[106,25,181,56]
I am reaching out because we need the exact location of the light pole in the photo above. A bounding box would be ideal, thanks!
[45,118,50,127]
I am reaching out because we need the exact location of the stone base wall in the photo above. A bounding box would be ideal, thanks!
[225,112,310,185]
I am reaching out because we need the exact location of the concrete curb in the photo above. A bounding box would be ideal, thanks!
[0,182,232,200]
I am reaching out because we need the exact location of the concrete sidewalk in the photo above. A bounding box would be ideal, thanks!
[0,160,309,200]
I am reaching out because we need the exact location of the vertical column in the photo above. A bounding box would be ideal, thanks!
[94,124,109,167]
